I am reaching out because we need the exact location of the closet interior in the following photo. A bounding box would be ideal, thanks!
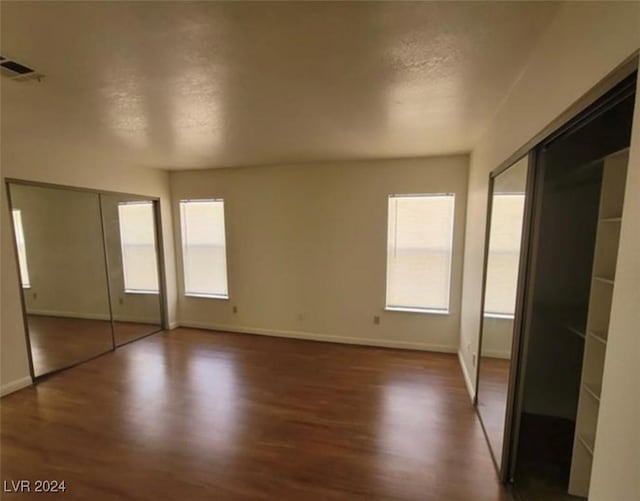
[511,74,636,500]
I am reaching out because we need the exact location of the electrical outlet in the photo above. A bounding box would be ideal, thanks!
[373,316,380,325]
[232,305,238,314]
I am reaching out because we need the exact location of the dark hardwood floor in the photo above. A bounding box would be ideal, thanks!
[1,328,508,500]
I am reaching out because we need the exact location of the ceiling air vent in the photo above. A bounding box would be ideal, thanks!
[0,56,45,82]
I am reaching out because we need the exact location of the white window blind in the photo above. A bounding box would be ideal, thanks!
[484,194,525,317]
[386,194,455,313]
[180,199,228,298]
[12,209,31,288]
[117,202,159,294]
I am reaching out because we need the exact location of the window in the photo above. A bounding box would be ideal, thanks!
[483,194,525,318]
[117,202,159,294]
[386,194,455,313]
[12,209,31,288]
[180,199,229,298]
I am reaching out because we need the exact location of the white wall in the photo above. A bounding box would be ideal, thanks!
[0,154,177,394]
[459,1,639,498]
[171,156,468,352]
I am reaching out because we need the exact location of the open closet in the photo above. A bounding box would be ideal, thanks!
[475,69,637,500]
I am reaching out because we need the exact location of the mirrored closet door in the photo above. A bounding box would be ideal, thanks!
[476,155,530,473]
[7,181,165,378]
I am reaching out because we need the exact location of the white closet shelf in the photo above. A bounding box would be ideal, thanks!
[583,382,602,402]
[578,433,595,456]
[565,324,586,339]
[599,217,622,223]
[588,330,607,345]
[593,276,615,285]
[569,149,628,499]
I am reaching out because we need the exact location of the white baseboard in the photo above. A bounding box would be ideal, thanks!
[177,321,458,354]
[28,309,111,321]
[168,321,180,330]
[29,310,161,325]
[458,350,475,402]
[1,376,33,397]
[114,315,161,325]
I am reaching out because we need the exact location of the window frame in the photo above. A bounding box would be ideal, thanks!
[179,198,230,300]
[481,192,526,320]
[11,209,32,289]
[384,193,455,315]
[117,201,160,295]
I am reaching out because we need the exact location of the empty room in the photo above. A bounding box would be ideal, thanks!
[1,1,638,500]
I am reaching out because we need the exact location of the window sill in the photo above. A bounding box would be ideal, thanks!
[185,293,229,300]
[125,289,160,295]
[385,306,450,316]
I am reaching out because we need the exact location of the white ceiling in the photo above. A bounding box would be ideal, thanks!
[1,1,560,170]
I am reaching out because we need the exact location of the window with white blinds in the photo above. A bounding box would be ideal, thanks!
[12,209,31,288]
[386,194,455,313]
[180,199,229,298]
[117,202,159,294]
[483,194,525,317]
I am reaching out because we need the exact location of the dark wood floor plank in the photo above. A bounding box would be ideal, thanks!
[1,328,507,500]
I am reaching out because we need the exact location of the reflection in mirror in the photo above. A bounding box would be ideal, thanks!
[101,194,162,346]
[8,183,114,377]
[477,156,528,469]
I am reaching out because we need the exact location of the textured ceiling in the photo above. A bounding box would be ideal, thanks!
[1,1,560,170]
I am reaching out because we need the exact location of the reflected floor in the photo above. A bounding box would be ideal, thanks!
[113,320,162,346]
[27,315,160,376]
[478,356,510,462]
[3,328,508,501]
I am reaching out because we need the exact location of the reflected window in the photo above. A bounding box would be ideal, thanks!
[180,199,229,298]
[117,202,159,294]
[12,209,31,288]
[484,194,525,317]
[386,194,455,313]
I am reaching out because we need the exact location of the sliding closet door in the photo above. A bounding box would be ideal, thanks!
[7,183,114,377]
